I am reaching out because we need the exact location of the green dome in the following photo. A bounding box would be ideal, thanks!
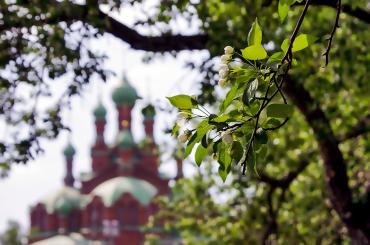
[41,187,82,216]
[91,176,158,206]
[142,104,156,120]
[93,103,107,118]
[63,143,75,158]
[117,129,135,149]
[112,78,139,106]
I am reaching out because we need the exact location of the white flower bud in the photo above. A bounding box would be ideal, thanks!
[224,46,234,54]
[218,79,227,88]
[219,69,228,79]
[176,112,190,127]
[221,130,233,144]
[221,54,232,64]
[178,130,190,143]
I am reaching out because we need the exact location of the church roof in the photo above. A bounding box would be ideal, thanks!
[63,143,76,158]
[40,186,82,216]
[142,104,156,120]
[91,176,158,206]
[30,233,102,245]
[93,103,107,119]
[112,76,139,106]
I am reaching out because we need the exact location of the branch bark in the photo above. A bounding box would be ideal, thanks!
[338,113,370,142]
[283,76,370,244]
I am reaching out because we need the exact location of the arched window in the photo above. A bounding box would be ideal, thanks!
[91,206,102,231]
[117,206,125,226]
[129,204,137,225]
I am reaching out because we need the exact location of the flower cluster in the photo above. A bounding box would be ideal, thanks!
[219,46,234,87]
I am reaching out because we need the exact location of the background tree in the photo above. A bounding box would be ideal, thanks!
[0,220,25,245]
[0,0,369,243]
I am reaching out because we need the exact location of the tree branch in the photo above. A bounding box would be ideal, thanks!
[282,76,370,242]
[323,0,341,66]
[294,0,370,24]
[338,113,370,142]
[259,157,310,189]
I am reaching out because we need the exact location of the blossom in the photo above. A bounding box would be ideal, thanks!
[220,64,229,71]
[221,130,233,144]
[219,68,228,79]
[218,79,227,87]
[221,54,232,64]
[224,46,234,54]
[176,112,190,127]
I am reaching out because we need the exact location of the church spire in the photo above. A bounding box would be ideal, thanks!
[112,73,139,131]
[63,142,75,187]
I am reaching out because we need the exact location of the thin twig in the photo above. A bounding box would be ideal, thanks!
[282,0,312,63]
[323,0,341,66]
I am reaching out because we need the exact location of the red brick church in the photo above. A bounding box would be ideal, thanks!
[28,77,180,244]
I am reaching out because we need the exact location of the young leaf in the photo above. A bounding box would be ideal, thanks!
[266,104,294,118]
[263,118,281,128]
[278,0,295,22]
[230,141,243,164]
[167,95,198,109]
[184,120,212,158]
[220,84,238,112]
[171,124,180,136]
[248,18,262,46]
[267,51,284,64]
[195,143,207,167]
[218,164,230,182]
[281,34,317,53]
[242,45,268,60]
[291,34,317,52]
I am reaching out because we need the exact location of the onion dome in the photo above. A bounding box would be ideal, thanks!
[63,143,75,158]
[93,103,107,119]
[41,187,82,216]
[112,77,139,106]
[142,104,156,120]
[117,129,134,149]
[91,176,158,206]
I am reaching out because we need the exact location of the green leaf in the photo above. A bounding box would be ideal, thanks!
[167,95,198,109]
[248,18,262,46]
[230,141,243,164]
[263,118,282,128]
[171,124,180,136]
[220,84,238,112]
[217,142,232,182]
[255,129,268,145]
[184,120,212,158]
[218,164,230,182]
[266,104,294,118]
[281,34,317,53]
[278,0,295,22]
[217,142,232,169]
[267,51,284,64]
[245,100,261,116]
[195,143,207,167]
[241,45,268,60]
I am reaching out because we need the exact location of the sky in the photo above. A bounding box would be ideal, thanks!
[0,2,209,233]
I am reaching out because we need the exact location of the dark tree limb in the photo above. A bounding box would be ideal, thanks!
[282,76,370,244]
[338,114,370,142]
[259,157,310,189]
[294,0,370,24]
